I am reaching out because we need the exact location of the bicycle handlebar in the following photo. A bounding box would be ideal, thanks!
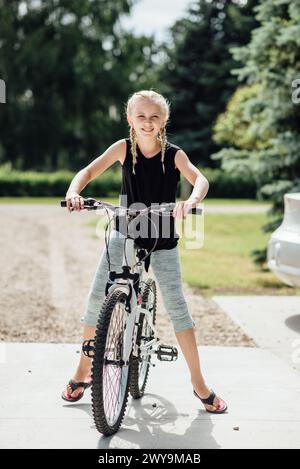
[60,197,202,215]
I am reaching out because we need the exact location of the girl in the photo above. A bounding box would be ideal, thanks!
[61,90,228,414]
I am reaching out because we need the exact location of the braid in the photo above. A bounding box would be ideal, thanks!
[129,126,138,175]
[159,126,167,174]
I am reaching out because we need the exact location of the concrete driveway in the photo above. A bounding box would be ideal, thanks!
[1,342,300,449]
[214,296,300,374]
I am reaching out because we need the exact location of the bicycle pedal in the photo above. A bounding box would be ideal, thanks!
[155,345,178,362]
[82,339,95,358]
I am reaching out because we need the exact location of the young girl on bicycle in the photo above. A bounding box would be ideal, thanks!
[62,89,228,414]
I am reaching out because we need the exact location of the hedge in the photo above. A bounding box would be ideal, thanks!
[0,164,257,198]
[200,167,257,198]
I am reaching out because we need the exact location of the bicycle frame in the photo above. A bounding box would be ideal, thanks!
[105,233,161,367]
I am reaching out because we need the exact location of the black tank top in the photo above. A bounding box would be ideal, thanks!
[114,137,181,252]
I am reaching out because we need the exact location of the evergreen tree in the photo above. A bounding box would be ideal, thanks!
[212,0,300,263]
[159,0,259,167]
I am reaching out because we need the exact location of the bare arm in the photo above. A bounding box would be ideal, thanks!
[173,149,209,219]
[65,139,125,212]
[174,149,209,203]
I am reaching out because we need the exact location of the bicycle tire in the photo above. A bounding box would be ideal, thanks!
[129,278,157,399]
[91,289,132,436]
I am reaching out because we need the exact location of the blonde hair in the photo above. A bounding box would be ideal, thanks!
[126,90,170,175]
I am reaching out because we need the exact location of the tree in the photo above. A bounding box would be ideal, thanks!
[159,0,259,169]
[211,0,300,263]
[213,83,269,150]
[0,0,159,171]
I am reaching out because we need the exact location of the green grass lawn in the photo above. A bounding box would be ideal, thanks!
[83,199,298,296]
[88,210,298,296]
[179,212,299,296]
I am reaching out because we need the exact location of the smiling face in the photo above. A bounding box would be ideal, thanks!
[127,97,166,140]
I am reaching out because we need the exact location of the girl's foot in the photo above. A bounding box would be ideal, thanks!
[65,368,92,399]
[192,381,227,412]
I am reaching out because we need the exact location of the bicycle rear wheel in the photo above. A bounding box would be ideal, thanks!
[129,278,157,399]
[91,289,132,436]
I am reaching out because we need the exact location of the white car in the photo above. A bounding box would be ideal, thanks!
[267,193,300,287]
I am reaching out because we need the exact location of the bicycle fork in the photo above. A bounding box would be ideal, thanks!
[82,279,137,366]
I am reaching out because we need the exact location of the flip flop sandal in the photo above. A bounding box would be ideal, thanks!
[61,378,92,402]
[193,388,228,414]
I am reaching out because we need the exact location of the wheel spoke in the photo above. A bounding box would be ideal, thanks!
[102,300,128,426]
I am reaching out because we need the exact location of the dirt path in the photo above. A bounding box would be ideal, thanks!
[0,204,255,346]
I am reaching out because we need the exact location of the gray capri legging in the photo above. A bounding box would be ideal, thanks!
[80,229,195,333]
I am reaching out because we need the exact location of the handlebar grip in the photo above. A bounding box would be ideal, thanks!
[60,197,96,208]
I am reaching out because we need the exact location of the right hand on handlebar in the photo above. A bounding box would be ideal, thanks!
[65,192,85,212]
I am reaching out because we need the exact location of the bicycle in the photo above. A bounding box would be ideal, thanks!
[60,197,202,436]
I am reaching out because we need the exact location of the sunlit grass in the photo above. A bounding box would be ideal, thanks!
[179,213,299,296]
[88,207,299,296]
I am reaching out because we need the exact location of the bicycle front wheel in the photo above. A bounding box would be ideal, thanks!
[91,289,132,436]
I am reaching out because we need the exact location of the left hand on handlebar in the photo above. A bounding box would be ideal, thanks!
[172,198,198,220]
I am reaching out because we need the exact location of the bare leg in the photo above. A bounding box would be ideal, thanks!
[65,324,96,398]
[175,327,226,411]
